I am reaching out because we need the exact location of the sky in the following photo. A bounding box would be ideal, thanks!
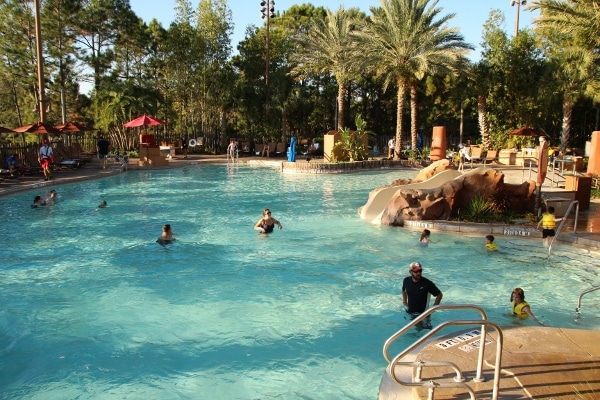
[128,0,538,60]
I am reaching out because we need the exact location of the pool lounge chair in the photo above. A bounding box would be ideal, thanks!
[469,146,483,168]
[54,145,83,168]
[483,150,498,167]
[274,142,287,157]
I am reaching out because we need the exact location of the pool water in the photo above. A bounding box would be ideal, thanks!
[1,165,599,399]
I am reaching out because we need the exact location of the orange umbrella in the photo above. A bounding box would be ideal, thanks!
[123,114,165,128]
[0,125,14,134]
[508,127,547,137]
[13,121,61,135]
[54,121,97,133]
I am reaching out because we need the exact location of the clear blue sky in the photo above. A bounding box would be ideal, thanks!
[129,0,537,60]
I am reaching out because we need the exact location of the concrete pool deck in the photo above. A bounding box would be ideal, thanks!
[380,326,600,399]
[2,155,599,399]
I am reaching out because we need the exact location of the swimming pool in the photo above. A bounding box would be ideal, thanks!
[1,164,599,399]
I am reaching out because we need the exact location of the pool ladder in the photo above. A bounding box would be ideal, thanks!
[548,200,579,255]
[382,304,504,400]
[575,286,600,318]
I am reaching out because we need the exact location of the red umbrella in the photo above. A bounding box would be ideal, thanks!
[54,121,97,133]
[508,127,547,137]
[13,121,61,135]
[123,114,165,128]
[0,125,14,134]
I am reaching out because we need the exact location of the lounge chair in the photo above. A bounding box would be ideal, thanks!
[23,151,44,174]
[469,146,483,168]
[68,145,93,163]
[483,150,498,167]
[54,145,83,168]
[274,142,287,157]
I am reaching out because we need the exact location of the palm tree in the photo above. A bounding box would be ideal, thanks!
[289,6,363,130]
[530,0,600,50]
[355,0,472,157]
[530,0,600,151]
[549,48,599,153]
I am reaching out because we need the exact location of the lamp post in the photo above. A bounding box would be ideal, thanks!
[510,0,526,37]
[260,1,275,107]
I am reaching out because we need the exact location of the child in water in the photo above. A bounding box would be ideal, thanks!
[418,229,437,247]
[157,224,176,245]
[485,235,498,251]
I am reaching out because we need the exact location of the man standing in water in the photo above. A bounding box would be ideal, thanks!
[402,261,443,329]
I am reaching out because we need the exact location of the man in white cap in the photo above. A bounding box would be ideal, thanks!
[402,261,443,329]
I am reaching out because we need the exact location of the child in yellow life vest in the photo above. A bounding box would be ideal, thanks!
[485,235,498,251]
[510,287,545,326]
[537,206,563,247]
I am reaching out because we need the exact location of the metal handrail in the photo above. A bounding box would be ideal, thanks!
[548,200,579,254]
[575,286,600,317]
[383,304,503,400]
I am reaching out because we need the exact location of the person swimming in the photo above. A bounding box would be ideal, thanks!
[254,208,282,234]
[156,224,176,245]
[485,234,498,251]
[418,229,437,246]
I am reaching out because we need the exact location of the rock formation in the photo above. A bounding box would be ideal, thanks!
[379,167,536,226]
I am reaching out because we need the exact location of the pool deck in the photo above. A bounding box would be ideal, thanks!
[3,154,600,399]
[380,326,600,399]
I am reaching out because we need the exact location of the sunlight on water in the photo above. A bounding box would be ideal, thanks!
[1,164,599,399]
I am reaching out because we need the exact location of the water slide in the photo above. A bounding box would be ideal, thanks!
[358,169,463,223]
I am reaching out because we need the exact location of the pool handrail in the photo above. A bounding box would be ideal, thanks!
[382,304,504,400]
[575,285,600,318]
[548,200,579,254]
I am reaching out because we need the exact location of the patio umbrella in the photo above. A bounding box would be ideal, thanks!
[123,114,165,128]
[13,121,61,135]
[0,125,14,134]
[508,127,547,137]
[54,121,97,133]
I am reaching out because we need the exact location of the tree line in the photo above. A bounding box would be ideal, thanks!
[0,0,598,155]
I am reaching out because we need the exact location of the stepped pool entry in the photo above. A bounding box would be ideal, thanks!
[1,164,599,399]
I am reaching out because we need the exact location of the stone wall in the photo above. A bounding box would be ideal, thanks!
[280,159,422,174]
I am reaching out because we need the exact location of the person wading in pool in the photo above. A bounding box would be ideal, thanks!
[510,287,545,326]
[254,208,282,234]
[157,224,176,245]
[402,262,443,329]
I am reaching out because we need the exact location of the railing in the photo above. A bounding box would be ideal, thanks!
[548,200,579,254]
[383,304,504,400]
[575,286,600,318]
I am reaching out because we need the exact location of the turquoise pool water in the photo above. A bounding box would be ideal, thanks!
[1,164,599,399]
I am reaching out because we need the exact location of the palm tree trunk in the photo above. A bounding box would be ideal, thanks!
[560,96,573,154]
[337,83,346,130]
[394,79,407,159]
[410,83,418,150]
[477,93,490,149]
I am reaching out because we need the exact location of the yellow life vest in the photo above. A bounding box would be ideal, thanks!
[486,243,498,251]
[542,213,555,229]
[513,301,530,317]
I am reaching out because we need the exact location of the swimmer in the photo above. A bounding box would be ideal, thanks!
[31,195,46,208]
[418,229,437,246]
[44,190,57,204]
[98,200,107,208]
[510,287,545,326]
[254,208,282,234]
[156,223,176,245]
[485,234,498,251]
